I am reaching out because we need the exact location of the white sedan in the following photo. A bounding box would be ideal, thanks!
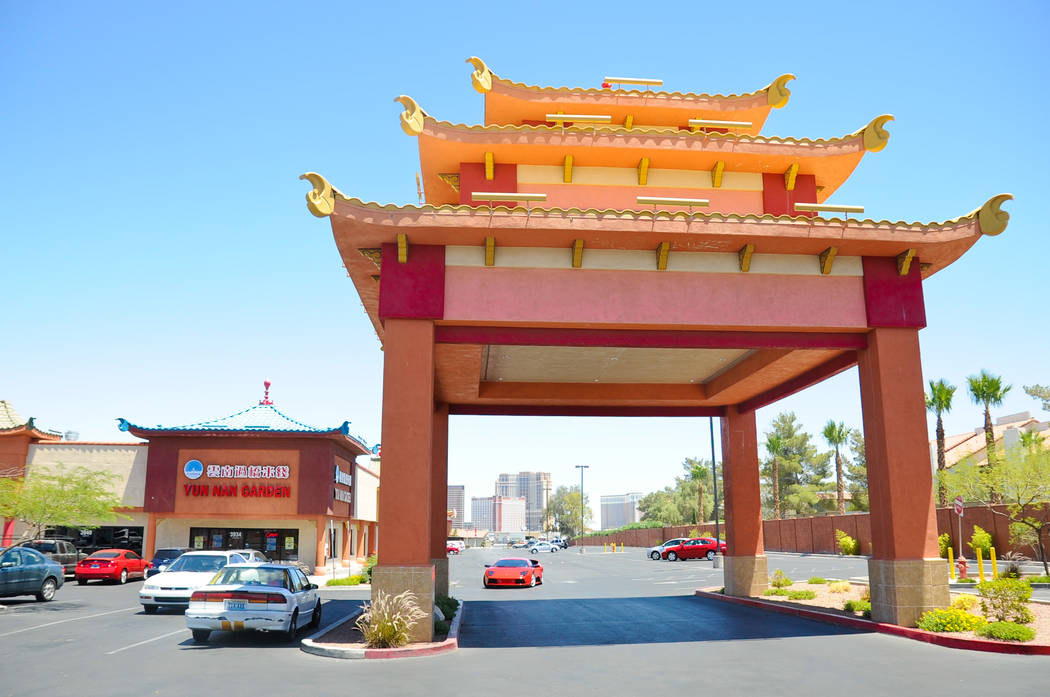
[529,541,559,554]
[184,563,321,643]
[139,550,247,613]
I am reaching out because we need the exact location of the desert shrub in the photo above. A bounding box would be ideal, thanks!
[326,574,366,586]
[355,590,427,648]
[688,528,700,538]
[975,621,1036,642]
[916,607,986,633]
[938,533,952,559]
[434,619,451,636]
[828,581,852,593]
[956,577,977,584]
[434,594,459,620]
[999,562,1022,579]
[843,599,872,614]
[860,586,871,602]
[976,579,1034,624]
[807,577,827,584]
[763,588,789,596]
[770,569,793,588]
[787,590,816,600]
[1025,575,1050,584]
[951,594,979,611]
[968,525,992,557]
[862,608,872,619]
[364,554,378,582]
[835,529,860,556]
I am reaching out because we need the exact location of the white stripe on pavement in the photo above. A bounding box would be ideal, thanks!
[106,628,189,654]
[0,606,140,638]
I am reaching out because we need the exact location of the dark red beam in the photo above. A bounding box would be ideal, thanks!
[736,352,858,413]
[448,405,725,418]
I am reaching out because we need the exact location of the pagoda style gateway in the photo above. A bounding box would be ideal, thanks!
[302,58,1011,638]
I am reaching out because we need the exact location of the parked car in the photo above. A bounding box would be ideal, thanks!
[550,538,568,549]
[647,538,687,561]
[447,543,461,555]
[0,546,64,601]
[76,549,151,584]
[483,557,543,588]
[228,549,269,563]
[14,539,86,576]
[529,541,558,554]
[147,547,193,578]
[662,537,727,561]
[139,550,248,614]
[184,563,321,644]
[509,540,531,549]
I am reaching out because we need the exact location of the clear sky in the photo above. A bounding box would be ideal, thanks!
[3,2,1048,527]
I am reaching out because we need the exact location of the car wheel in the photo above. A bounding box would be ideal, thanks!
[191,629,210,644]
[77,578,88,585]
[119,569,128,584]
[309,601,322,629]
[143,605,158,615]
[537,575,543,585]
[483,580,489,589]
[36,577,58,602]
[667,551,678,561]
[650,551,661,560]
[528,574,536,587]
[281,610,300,642]
[706,550,716,561]
[550,548,557,553]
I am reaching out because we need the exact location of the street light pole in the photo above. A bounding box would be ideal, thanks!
[575,465,589,553]
[709,417,721,567]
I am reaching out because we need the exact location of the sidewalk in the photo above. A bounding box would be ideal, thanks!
[308,561,365,587]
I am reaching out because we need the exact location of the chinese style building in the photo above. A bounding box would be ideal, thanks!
[302,58,1011,638]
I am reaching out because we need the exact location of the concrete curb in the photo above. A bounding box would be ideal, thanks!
[300,602,463,660]
[694,589,1050,656]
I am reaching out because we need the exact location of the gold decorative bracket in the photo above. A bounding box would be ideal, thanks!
[485,237,495,267]
[977,193,1013,236]
[572,239,584,268]
[484,152,494,181]
[784,162,799,191]
[395,96,426,136]
[396,233,408,263]
[437,173,461,192]
[299,172,335,217]
[656,242,670,270]
[712,161,725,189]
[637,157,650,185]
[738,244,754,272]
[466,56,493,93]
[624,114,634,130]
[359,248,382,268]
[818,246,838,275]
[896,249,916,276]
[767,74,795,109]
[563,155,574,183]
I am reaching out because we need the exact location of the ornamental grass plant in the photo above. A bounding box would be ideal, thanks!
[828,581,852,593]
[355,590,427,648]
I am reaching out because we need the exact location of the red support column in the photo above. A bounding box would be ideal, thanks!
[314,517,328,574]
[858,326,948,625]
[430,403,450,597]
[355,522,366,561]
[367,522,377,557]
[372,318,436,642]
[720,405,768,596]
[341,521,351,567]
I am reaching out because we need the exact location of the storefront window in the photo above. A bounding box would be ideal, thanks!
[188,527,298,561]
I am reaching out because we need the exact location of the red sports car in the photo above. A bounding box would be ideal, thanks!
[662,537,727,561]
[75,549,150,584]
[483,557,543,588]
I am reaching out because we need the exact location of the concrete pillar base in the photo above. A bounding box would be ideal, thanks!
[723,555,768,597]
[371,565,435,643]
[431,557,449,598]
[868,558,949,627]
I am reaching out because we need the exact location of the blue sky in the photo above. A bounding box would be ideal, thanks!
[3,2,1048,525]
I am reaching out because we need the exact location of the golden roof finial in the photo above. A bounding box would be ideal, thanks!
[299,172,334,217]
[466,56,493,94]
[395,95,426,136]
[977,194,1013,236]
[861,114,894,152]
[766,74,795,108]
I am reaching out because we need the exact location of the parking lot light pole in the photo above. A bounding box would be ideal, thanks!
[576,465,589,553]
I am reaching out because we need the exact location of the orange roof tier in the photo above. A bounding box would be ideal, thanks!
[466,57,794,135]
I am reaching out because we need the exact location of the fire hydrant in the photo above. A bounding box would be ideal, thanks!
[956,556,968,580]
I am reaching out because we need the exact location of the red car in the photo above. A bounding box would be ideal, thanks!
[483,557,543,588]
[662,537,727,561]
[75,549,150,584]
[447,543,460,555]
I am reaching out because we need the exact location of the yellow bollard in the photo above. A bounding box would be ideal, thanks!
[619,542,624,553]
[603,543,607,553]
[948,547,955,580]
[991,546,998,579]
[976,547,985,582]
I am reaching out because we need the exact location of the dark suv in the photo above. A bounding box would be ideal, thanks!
[15,539,85,576]
[146,547,193,578]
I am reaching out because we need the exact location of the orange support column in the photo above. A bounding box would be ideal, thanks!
[355,522,366,561]
[315,517,328,574]
[430,403,450,597]
[858,326,948,625]
[720,405,768,596]
[372,318,436,642]
[367,522,377,556]
[143,513,157,562]
[341,521,351,567]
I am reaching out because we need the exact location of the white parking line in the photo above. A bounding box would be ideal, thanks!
[106,628,189,654]
[0,606,140,638]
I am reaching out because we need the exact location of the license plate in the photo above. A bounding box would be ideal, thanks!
[226,600,246,611]
[91,564,99,569]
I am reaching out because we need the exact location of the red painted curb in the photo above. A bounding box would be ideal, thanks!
[694,590,1050,656]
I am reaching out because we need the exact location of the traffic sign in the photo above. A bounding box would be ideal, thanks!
[954,496,964,516]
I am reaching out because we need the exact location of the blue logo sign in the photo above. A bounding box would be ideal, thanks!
[184,459,204,480]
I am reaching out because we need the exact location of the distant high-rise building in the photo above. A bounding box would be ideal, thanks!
[471,495,527,533]
[494,471,551,531]
[447,485,465,527]
[601,493,644,530]
[471,496,494,532]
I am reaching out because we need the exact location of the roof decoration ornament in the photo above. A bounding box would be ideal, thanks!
[860,114,894,152]
[396,95,426,136]
[766,74,795,108]
[467,56,493,93]
[300,172,335,217]
[259,380,273,406]
[977,194,1013,236]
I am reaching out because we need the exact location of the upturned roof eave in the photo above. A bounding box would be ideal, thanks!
[117,419,372,456]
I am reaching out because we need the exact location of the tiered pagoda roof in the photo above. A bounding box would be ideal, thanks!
[0,399,62,440]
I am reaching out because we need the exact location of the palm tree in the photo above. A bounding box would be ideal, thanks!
[765,433,785,519]
[682,458,706,523]
[926,379,957,507]
[822,421,850,514]
[967,370,1011,503]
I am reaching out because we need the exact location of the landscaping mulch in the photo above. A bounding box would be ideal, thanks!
[311,613,449,648]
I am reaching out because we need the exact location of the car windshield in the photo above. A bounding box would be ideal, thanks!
[154,549,184,558]
[89,552,120,559]
[211,567,289,588]
[166,555,228,573]
[494,559,528,568]
[27,542,57,552]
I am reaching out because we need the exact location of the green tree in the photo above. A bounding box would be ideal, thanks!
[944,440,1050,575]
[967,370,1011,503]
[680,457,716,523]
[760,413,831,517]
[638,488,680,525]
[926,378,957,507]
[0,466,127,539]
[544,485,591,539]
[822,420,851,515]
[1024,384,1050,412]
[764,433,785,519]
[845,430,869,511]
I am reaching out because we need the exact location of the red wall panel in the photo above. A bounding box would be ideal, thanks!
[459,162,518,208]
[862,256,927,328]
[761,172,817,216]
